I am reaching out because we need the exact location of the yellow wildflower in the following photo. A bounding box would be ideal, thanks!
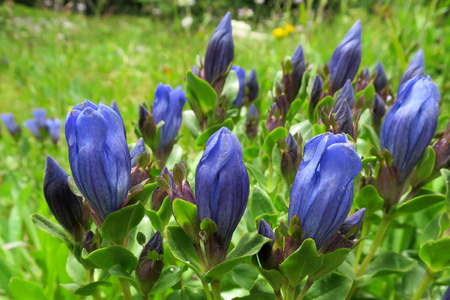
[273,27,288,38]
[284,24,295,33]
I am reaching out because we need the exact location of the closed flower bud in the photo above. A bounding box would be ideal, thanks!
[45,118,62,145]
[328,20,362,94]
[374,62,388,93]
[310,75,324,111]
[246,104,259,139]
[289,133,362,249]
[138,104,155,143]
[1,113,21,138]
[65,100,131,220]
[334,99,354,138]
[257,219,276,269]
[356,67,370,92]
[434,120,450,170]
[283,44,306,103]
[231,65,246,107]
[339,208,365,240]
[136,231,164,296]
[204,12,234,84]
[280,133,301,186]
[246,69,259,102]
[196,127,249,247]
[443,286,450,300]
[333,79,355,110]
[24,108,47,140]
[110,101,126,138]
[399,49,425,87]
[130,138,146,169]
[372,93,386,127]
[266,103,283,132]
[43,156,83,237]
[380,76,440,182]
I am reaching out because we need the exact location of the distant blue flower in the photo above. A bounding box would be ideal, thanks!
[231,65,246,107]
[204,12,234,83]
[399,49,425,87]
[328,20,362,93]
[1,113,21,137]
[246,69,259,102]
[65,100,131,220]
[24,119,43,139]
[32,108,47,128]
[24,108,48,139]
[153,83,187,151]
[196,127,249,246]
[374,61,388,93]
[45,118,62,144]
[380,76,440,182]
[44,155,84,235]
[289,133,362,249]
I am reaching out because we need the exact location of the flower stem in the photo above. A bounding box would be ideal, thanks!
[119,278,133,300]
[356,214,391,276]
[297,279,313,300]
[202,281,213,300]
[211,280,221,300]
[284,284,296,300]
[353,217,370,273]
[268,159,274,191]
[411,269,435,300]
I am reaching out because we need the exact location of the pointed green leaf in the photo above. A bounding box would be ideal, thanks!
[186,70,217,111]
[195,118,234,147]
[60,281,112,296]
[304,273,353,300]
[355,185,384,216]
[364,251,417,277]
[263,127,287,158]
[150,265,186,294]
[389,194,445,217]
[419,238,450,272]
[31,213,72,248]
[250,185,275,221]
[9,277,47,300]
[221,69,239,104]
[82,246,138,273]
[309,248,351,282]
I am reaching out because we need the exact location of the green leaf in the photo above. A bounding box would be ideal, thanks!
[206,233,270,280]
[157,196,173,228]
[195,118,234,147]
[419,238,450,272]
[355,185,384,216]
[309,249,351,282]
[250,185,275,220]
[82,246,138,273]
[150,265,186,294]
[286,99,303,123]
[221,69,239,104]
[186,70,217,111]
[361,124,380,149]
[244,146,260,162]
[101,202,145,245]
[280,239,323,286]
[389,194,445,217]
[252,257,284,292]
[364,251,417,277]
[234,278,278,300]
[181,286,208,300]
[31,213,72,248]
[9,277,47,300]
[246,163,268,187]
[263,127,287,158]
[108,264,141,293]
[315,96,334,112]
[60,281,112,296]
[304,273,353,300]
[231,264,260,291]
[172,199,200,243]
[412,146,436,186]
[132,182,158,206]
[165,225,204,279]
[183,110,202,138]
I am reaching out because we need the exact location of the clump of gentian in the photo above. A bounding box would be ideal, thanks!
[289,132,362,249]
[328,20,362,94]
[1,113,21,140]
[43,155,84,241]
[231,65,246,107]
[204,12,234,85]
[196,127,249,265]
[246,104,259,139]
[66,100,131,221]
[283,44,306,103]
[399,49,425,87]
[379,76,440,210]
[138,83,187,168]
[246,69,259,102]
[136,231,164,296]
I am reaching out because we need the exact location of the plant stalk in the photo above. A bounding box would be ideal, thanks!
[119,278,133,300]
[411,269,435,300]
[211,280,221,300]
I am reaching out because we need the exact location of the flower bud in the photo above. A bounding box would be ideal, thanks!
[266,103,283,132]
[310,75,324,111]
[45,118,62,145]
[289,133,362,249]
[380,76,440,182]
[328,20,362,94]
[399,49,425,87]
[373,61,388,93]
[65,100,131,220]
[283,44,306,103]
[356,67,370,92]
[136,231,164,296]
[204,12,234,84]
[339,208,365,240]
[246,69,259,102]
[333,79,355,110]
[433,120,450,170]
[231,65,246,107]
[196,127,249,248]
[1,113,21,139]
[110,100,126,138]
[130,138,146,169]
[279,133,302,186]
[372,93,386,127]
[246,104,259,139]
[24,108,47,140]
[334,99,354,138]
[257,219,276,269]
[44,156,83,237]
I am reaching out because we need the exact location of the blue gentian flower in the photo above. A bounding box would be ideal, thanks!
[204,12,234,84]
[44,156,84,235]
[380,76,440,182]
[130,137,146,168]
[45,118,62,144]
[231,65,246,107]
[1,113,21,137]
[24,108,48,140]
[374,61,388,93]
[328,20,362,93]
[65,100,131,220]
[110,101,126,138]
[153,83,187,151]
[289,133,362,249]
[399,49,425,87]
[196,127,249,246]
[246,69,259,102]
[310,75,324,111]
[24,119,42,139]
[32,108,47,128]
[334,99,354,138]
[333,79,355,110]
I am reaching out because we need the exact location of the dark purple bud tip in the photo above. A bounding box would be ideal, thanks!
[246,69,259,102]
[339,208,366,240]
[399,49,425,87]
[374,61,388,93]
